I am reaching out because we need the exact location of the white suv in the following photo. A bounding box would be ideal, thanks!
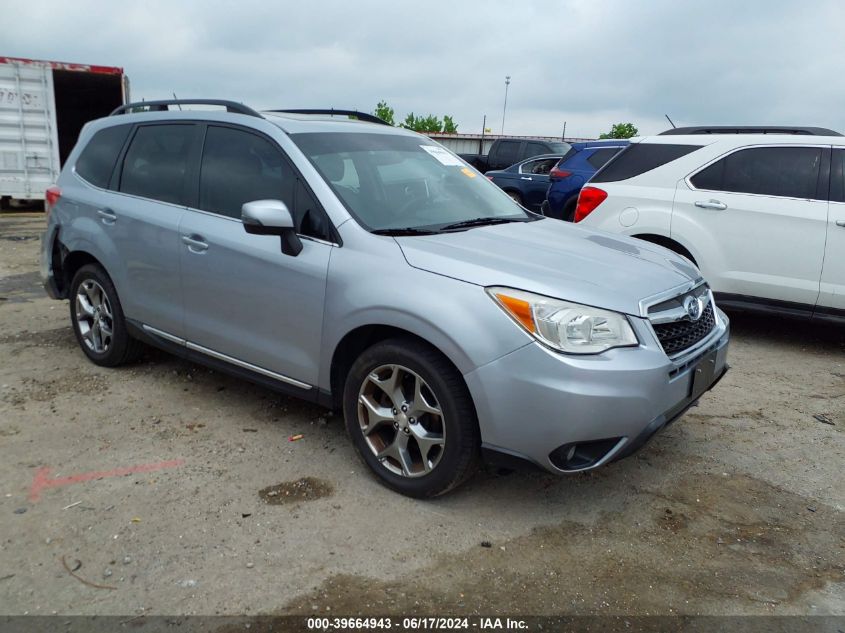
[573,126,845,323]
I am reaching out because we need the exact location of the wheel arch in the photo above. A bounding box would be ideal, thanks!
[632,233,698,266]
[328,324,471,412]
[56,249,107,299]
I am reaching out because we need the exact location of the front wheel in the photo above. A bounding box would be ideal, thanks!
[506,191,523,206]
[343,338,480,497]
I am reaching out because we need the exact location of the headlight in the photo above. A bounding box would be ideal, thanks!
[487,286,638,354]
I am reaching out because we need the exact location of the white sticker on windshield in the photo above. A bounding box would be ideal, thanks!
[420,145,464,166]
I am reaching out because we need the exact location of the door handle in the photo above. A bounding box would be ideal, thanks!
[836,220,845,227]
[97,208,117,224]
[181,235,209,253]
[695,199,727,210]
[520,176,533,181]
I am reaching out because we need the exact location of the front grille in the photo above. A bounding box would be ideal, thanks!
[653,301,715,356]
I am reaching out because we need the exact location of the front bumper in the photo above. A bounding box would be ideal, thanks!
[464,309,730,473]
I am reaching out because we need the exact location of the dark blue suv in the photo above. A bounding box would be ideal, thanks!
[541,140,628,221]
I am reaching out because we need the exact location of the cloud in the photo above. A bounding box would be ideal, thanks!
[5,0,845,137]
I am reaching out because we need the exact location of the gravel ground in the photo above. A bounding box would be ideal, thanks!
[0,212,843,618]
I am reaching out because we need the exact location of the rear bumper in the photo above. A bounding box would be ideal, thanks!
[40,224,62,299]
[465,310,730,473]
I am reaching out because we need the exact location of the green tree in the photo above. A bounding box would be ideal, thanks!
[375,101,458,133]
[599,122,639,139]
[373,100,395,126]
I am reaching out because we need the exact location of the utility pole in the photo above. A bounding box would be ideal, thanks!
[501,76,511,135]
[562,121,567,141]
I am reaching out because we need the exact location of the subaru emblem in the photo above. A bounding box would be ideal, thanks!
[684,295,703,321]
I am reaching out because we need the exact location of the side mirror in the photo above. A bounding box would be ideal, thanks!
[241,199,302,256]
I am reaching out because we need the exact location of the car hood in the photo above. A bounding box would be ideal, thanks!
[395,219,701,316]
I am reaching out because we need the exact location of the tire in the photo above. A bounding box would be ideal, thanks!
[69,264,143,367]
[506,191,523,206]
[343,338,480,498]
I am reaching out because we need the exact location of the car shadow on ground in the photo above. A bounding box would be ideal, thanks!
[725,309,845,351]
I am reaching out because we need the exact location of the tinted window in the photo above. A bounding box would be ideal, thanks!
[691,147,822,199]
[831,149,845,203]
[586,148,622,170]
[526,142,550,156]
[591,144,700,183]
[495,141,519,165]
[199,126,294,219]
[119,125,195,204]
[294,179,332,241]
[76,124,131,188]
[546,142,573,154]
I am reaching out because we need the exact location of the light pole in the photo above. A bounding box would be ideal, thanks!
[501,76,511,135]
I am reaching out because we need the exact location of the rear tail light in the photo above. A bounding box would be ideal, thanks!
[486,176,494,181]
[549,167,572,179]
[45,186,61,219]
[574,186,607,222]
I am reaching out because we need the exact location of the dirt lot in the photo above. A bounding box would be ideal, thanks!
[0,212,843,617]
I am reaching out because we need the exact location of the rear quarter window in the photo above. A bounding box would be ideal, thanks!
[75,124,132,188]
[586,147,623,170]
[591,143,701,183]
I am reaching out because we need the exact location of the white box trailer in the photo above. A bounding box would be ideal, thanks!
[0,56,128,208]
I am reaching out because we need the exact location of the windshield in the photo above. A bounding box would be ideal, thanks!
[291,132,533,232]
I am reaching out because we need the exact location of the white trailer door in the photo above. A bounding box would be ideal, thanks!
[0,61,61,200]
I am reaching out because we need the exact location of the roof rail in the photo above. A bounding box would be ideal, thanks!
[659,125,841,137]
[110,99,262,118]
[267,109,390,126]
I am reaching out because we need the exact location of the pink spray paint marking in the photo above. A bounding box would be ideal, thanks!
[29,459,185,502]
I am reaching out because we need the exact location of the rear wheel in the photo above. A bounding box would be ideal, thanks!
[69,264,143,367]
[343,338,480,497]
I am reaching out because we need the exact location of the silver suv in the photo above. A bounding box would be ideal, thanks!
[40,100,730,497]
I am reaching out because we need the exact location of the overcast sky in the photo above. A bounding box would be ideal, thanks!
[6,0,845,138]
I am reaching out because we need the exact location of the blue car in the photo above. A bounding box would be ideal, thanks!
[542,140,629,221]
[484,154,562,211]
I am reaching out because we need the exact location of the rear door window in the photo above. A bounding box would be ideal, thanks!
[495,141,520,166]
[586,147,622,170]
[119,124,196,205]
[76,124,132,189]
[525,142,550,156]
[691,146,823,199]
[519,158,557,175]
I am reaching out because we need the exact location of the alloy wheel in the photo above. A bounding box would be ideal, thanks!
[357,364,445,477]
[75,279,114,354]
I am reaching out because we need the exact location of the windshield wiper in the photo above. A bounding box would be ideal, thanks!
[438,217,528,231]
[371,227,439,236]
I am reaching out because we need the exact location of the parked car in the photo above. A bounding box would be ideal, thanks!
[41,100,730,497]
[484,154,561,210]
[460,137,571,173]
[540,139,628,221]
[573,127,844,323]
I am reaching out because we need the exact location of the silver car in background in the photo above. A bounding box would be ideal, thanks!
[41,100,729,497]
